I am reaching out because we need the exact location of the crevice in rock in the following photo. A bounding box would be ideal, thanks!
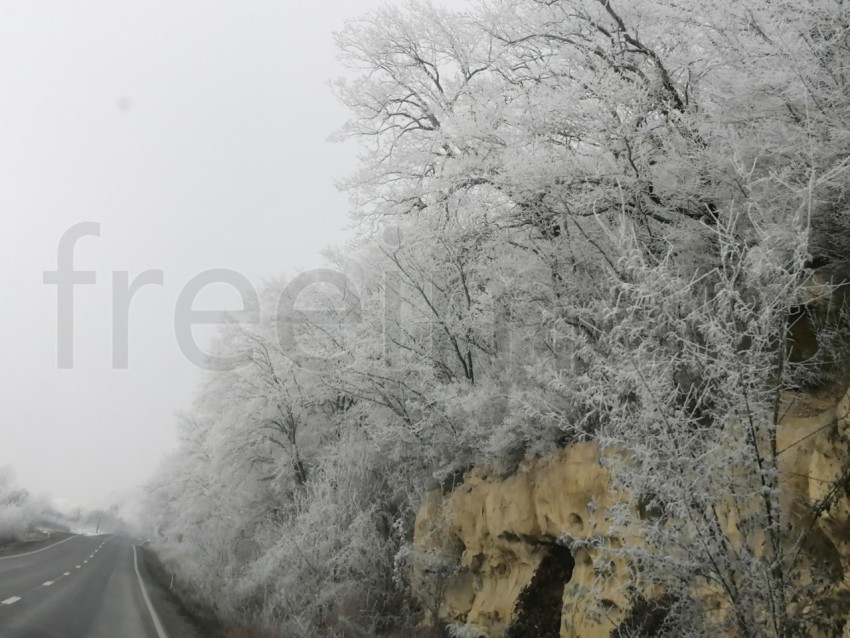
[498,530,557,546]
[505,544,574,638]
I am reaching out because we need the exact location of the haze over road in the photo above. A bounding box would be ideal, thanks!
[0,535,165,638]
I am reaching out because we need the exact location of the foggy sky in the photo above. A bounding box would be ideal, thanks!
[0,0,409,510]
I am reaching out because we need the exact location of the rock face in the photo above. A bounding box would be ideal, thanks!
[413,387,850,637]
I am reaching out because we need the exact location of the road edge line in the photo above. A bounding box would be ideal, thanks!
[0,535,75,561]
[133,544,170,638]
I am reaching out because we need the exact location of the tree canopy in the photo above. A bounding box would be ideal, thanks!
[144,1,850,635]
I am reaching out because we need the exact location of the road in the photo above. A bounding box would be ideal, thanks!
[0,534,167,638]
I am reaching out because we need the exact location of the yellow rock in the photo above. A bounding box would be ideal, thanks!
[414,386,850,637]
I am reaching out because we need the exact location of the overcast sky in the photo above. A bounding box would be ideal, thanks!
[0,0,432,510]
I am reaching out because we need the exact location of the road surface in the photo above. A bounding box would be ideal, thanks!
[0,534,167,638]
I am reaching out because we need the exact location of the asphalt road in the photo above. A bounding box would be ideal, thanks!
[0,534,167,638]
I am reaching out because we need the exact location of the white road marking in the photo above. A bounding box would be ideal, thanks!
[133,545,169,638]
[83,560,88,564]
[42,581,53,587]
[76,565,81,569]
[63,572,70,576]
[0,536,76,561]
[1,597,21,605]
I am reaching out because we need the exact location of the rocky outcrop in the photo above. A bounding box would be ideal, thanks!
[414,386,850,637]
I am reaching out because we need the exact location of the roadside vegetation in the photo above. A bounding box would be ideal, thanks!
[0,467,66,546]
[0,467,134,546]
[144,0,850,636]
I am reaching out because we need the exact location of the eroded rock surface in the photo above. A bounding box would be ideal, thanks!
[414,387,850,637]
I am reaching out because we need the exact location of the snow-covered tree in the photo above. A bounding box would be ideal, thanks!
[144,0,850,634]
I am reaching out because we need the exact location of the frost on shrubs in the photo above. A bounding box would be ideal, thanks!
[0,469,38,545]
[407,546,464,631]
[563,218,846,635]
[233,436,408,634]
[447,623,489,638]
[142,0,850,634]
[0,504,30,545]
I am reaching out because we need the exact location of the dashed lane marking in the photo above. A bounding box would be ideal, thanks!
[42,581,53,587]
[1,597,21,605]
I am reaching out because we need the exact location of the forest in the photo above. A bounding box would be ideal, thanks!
[143,0,850,636]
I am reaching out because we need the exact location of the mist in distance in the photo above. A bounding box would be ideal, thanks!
[0,0,398,512]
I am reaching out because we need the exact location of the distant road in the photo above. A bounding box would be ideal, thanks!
[0,534,167,638]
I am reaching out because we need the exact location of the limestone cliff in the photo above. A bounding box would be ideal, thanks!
[413,386,850,637]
